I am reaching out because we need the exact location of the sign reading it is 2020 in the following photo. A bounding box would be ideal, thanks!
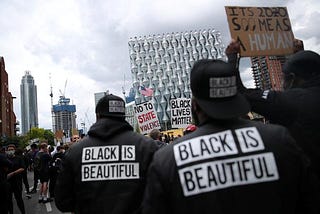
[225,6,295,57]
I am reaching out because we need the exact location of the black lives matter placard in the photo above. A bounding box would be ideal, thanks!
[81,145,139,181]
[170,98,192,129]
[225,6,294,56]
[173,127,279,196]
[134,101,161,135]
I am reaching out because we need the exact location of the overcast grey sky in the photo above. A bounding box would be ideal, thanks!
[0,0,319,132]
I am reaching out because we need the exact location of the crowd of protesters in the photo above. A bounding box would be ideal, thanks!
[0,136,78,214]
[1,38,320,214]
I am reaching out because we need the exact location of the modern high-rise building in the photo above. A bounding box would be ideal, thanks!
[0,57,17,138]
[52,96,76,138]
[20,71,38,135]
[251,56,286,91]
[94,90,109,107]
[128,29,225,130]
[125,101,137,131]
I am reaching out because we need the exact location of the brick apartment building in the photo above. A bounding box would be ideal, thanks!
[0,56,17,139]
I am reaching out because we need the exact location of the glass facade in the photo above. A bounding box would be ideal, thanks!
[128,29,225,130]
[20,71,38,134]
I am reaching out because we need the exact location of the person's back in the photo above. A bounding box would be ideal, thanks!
[143,119,319,214]
[227,41,320,178]
[142,59,319,214]
[55,94,159,214]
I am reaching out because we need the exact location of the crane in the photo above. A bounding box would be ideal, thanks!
[59,79,68,97]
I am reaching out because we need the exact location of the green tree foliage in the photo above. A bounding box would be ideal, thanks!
[0,128,55,149]
[44,129,54,146]
[26,127,54,146]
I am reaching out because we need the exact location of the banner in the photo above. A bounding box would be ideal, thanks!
[170,98,192,129]
[134,101,161,135]
[225,6,294,56]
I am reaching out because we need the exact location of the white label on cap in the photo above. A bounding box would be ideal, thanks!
[109,100,125,113]
[210,86,237,98]
[210,76,236,87]
[209,76,237,98]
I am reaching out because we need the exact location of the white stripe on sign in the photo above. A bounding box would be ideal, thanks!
[174,130,238,166]
[178,152,279,197]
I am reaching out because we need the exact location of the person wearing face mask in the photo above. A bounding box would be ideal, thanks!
[6,144,26,214]
[226,39,320,180]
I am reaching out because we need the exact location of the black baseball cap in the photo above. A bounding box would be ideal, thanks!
[96,94,126,118]
[191,59,250,119]
[282,50,320,79]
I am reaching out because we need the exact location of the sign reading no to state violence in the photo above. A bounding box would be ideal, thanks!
[225,6,295,57]
[134,101,161,135]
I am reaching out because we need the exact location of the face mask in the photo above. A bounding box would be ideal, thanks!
[6,150,15,157]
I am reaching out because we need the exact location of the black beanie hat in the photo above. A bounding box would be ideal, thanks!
[283,50,320,79]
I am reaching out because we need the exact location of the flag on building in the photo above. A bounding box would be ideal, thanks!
[139,86,153,97]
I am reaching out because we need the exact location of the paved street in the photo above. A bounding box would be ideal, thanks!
[12,170,70,214]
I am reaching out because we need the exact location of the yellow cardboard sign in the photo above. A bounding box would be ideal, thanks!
[225,6,295,56]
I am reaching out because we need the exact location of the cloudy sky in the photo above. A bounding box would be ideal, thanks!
[0,0,319,133]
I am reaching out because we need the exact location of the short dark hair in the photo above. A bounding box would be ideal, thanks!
[149,129,161,140]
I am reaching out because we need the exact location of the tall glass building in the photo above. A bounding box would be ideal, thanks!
[128,29,225,130]
[20,71,38,135]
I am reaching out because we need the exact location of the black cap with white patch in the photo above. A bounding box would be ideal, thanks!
[191,59,250,119]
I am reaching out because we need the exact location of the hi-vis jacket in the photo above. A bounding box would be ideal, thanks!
[142,119,320,214]
[55,118,159,214]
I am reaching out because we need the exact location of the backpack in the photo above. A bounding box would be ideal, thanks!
[33,152,42,171]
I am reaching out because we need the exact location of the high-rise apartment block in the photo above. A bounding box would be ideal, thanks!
[128,29,225,130]
[52,96,77,138]
[20,71,38,134]
[0,57,17,138]
[251,56,286,91]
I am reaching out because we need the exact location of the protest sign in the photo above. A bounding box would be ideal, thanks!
[225,6,294,56]
[134,101,161,135]
[170,98,192,129]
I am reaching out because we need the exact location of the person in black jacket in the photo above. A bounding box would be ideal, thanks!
[142,59,319,214]
[0,153,13,214]
[226,40,320,179]
[6,144,26,214]
[55,94,159,214]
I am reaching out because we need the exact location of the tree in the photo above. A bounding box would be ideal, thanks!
[25,127,55,146]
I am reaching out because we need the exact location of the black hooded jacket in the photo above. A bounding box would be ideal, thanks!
[228,52,320,179]
[243,78,320,178]
[142,119,319,214]
[55,118,159,214]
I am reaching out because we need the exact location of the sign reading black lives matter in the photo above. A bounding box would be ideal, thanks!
[170,98,192,129]
[134,101,161,135]
[225,6,294,56]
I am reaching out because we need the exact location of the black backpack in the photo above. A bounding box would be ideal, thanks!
[33,152,43,171]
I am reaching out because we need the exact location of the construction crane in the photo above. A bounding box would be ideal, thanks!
[49,73,55,133]
[59,79,68,98]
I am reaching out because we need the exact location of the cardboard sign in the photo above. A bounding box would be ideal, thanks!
[134,101,161,135]
[170,98,192,129]
[225,6,294,56]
